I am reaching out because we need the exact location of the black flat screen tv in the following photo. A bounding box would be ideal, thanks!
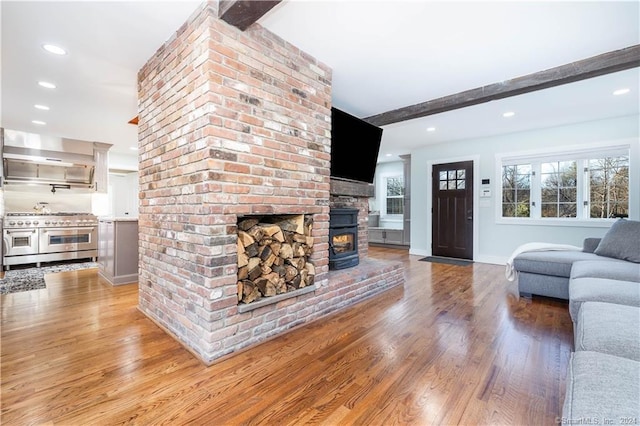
[330,107,383,184]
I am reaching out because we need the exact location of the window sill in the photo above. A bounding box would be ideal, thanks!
[495,217,617,228]
[380,216,403,222]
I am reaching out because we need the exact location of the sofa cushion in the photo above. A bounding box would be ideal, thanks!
[569,277,640,320]
[582,237,602,254]
[594,218,640,263]
[513,251,602,277]
[571,260,640,282]
[575,302,640,361]
[562,351,640,423]
[518,272,570,300]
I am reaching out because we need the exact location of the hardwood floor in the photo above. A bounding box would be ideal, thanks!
[1,247,573,425]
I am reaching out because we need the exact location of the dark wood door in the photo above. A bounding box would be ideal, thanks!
[432,161,473,260]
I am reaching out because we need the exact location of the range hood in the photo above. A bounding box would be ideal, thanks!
[3,147,95,188]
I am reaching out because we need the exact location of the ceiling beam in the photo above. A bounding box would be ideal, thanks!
[218,0,282,31]
[365,44,640,127]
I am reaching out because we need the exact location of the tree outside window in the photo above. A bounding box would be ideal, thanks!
[588,156,629,218]
[540,161,577,218]
[502,164,531,217]
[386,177,404,215]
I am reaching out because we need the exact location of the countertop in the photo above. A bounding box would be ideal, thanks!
[98,217,138,222]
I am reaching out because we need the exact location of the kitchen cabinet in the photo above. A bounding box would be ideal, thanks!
[368,227,405,245]
[369,228,384,244]
[93,143,110,193]
[109,172,138,217]
[1,128,4,271]
[98,218,138,285]
[400,154,411,246]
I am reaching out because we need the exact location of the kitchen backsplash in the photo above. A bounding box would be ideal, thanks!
[4,185,93,213]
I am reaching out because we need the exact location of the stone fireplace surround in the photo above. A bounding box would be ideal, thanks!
[137,2,403,365]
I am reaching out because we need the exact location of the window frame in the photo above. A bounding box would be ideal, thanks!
[381,174,404,219]
[495,143,631,227]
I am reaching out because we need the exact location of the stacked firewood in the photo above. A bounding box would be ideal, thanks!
[237,215,315,304]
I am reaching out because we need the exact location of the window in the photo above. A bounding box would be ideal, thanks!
[385,176,404,215]
[588,156,629,218]
[501,164,531,217]
[439,169,466,191]
[499,146,630,222]
[540,160,577,218]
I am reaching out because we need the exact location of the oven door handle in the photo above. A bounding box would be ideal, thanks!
[6,229,37,234]
[41,227,96,233]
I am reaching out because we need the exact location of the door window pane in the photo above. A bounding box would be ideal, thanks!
[440,168,467,192]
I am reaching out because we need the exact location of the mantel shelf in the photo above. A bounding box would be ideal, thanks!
[329,178,374,197]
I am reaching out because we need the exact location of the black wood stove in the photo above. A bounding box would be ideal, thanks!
[328,208,359,270]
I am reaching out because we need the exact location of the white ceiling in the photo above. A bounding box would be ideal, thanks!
[2,1,639,162]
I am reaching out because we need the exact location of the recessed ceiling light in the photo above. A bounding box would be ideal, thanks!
[42,44,67,55]
[502,111,515,118]
[38,81,56,89]
[426,127,436,132]
[385,153,392,157]
[613,88,630,96]
[32,120,46,125]
[34,104,50,111]
[130,146,139,151]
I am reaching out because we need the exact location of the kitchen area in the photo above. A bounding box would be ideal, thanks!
[0,128,139,292]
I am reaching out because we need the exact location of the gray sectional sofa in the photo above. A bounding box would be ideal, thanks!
[512,218,640,424]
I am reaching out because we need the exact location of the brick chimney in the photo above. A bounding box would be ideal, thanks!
[137,3,402,365]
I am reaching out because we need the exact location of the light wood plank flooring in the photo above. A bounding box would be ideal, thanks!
[1,246,573,425]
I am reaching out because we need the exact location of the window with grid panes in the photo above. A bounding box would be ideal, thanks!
[438,169,466,191]
[499,146,630,221]
[385,176,404,215]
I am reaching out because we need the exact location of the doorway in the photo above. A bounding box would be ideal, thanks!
[431,160,474,260]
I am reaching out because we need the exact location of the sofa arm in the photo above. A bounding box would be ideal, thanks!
[583,238,601,253]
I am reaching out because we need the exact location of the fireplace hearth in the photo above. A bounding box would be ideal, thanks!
[328,208,359,270]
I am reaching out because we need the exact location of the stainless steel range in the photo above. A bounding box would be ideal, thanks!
[3,212,98,270]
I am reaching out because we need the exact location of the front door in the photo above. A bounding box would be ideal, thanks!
[432,161,473,260]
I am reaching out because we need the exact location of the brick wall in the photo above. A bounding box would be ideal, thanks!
[137,3,402,365]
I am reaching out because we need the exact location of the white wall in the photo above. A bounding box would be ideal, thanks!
[109,152,139,171]
[409,115,640,264]
[4,185,93,212]
[371,161,404,229]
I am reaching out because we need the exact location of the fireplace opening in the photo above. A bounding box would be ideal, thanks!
[329,208,359,270]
